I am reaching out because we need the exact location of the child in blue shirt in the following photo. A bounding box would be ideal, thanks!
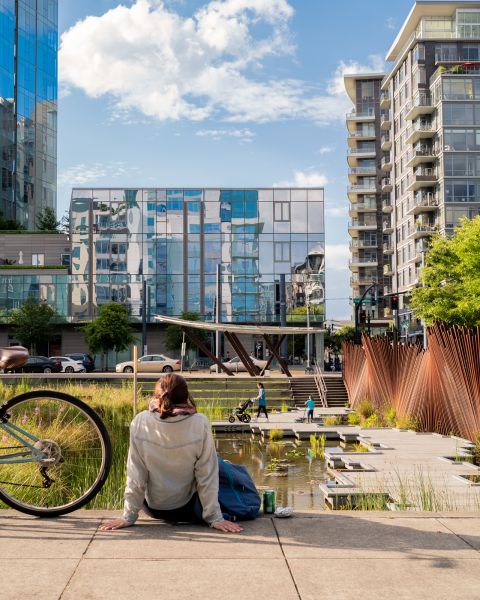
[306,396,315,423]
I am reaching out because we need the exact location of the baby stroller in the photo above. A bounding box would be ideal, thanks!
[228,399,254,423]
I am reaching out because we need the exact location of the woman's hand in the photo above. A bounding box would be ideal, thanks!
[99,518,132,531]
[212,519,243,533]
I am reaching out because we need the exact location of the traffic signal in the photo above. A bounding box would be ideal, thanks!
[391,294,399,310]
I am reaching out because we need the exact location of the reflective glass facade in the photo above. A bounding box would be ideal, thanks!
[0,272,68,318]
[70,188,325,324]
[0,0,58,228]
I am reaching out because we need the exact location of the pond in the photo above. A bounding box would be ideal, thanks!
[215,433,337,511]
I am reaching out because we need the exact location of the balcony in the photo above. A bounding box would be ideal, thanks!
[348,166,377,182]
[346,108,376,132]
[350,239,378,250]
[348,218,378,236]
[406,168,438,191]
[349,201,377,216]
[381,134,392,151]
[405,91,434,121]
[405,121,435,145]
[382,195,393,212]
[413,240,430,262]
[381,178,392,192]
[349,255,378,270]
[407,193,439,216]
[380,111,392,129]
[435,52,480,65]
[380,91,391,109]
[406,146,436,168]
[383,219,393,234]
[348,181,378,200]
[383,283,393,296]
[381,155,393,171]
[351,276,378,287]
[408,224,436,240]
[348,130,376,147]
[383,241,394,254]
[383,262,394,276]
[347,146,376,166]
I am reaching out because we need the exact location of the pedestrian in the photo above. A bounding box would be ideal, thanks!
[255,382,268,420]
[305,395,315,423]
[99,373,242,534]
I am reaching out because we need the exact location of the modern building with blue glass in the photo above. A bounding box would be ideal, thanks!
[70,187,325,327]
[0,0,58,228]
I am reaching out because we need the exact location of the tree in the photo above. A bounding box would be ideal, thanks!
[9,296,56,354]
[410,216,480,327]
[325,325,355,354]
[0,210,26,231]
[36,207,60,232]
[84,303,134,370]
[165,311,208,354]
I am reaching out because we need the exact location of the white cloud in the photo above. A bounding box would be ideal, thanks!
[317,146,334,155]
[59,0,369,126]
[58,162,141,186]
[327,54,385,97]
[386,17,396,30]
[195,128,256,142]
[273,170,328,188]
[325,244,350,271]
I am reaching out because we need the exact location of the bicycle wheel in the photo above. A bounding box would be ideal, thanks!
[0,390,112,517]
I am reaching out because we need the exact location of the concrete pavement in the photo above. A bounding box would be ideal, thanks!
[2,510,480,600]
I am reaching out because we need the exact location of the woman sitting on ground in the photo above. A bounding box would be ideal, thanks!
[100,373,242,533]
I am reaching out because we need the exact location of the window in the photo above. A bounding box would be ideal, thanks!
[274,242,290,262]
[274,202,290,222]
[360,81,375,100]
[32,253,44,266]
[443,103,476,125]
[445,179,478,202]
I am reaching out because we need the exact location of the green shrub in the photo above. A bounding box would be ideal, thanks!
[384,406,397,427]
[362,413,382,428]
[310,434,325,458]
[396,415,420,431]
[352,442,369,453]
[357,399,375,419]
[269,428,284,441]
[323,415,342,426]
[347,412,361,425]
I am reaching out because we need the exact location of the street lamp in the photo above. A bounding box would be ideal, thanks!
[354,283,377,345]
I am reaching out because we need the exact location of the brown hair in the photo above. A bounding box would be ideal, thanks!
[151,373,196,419]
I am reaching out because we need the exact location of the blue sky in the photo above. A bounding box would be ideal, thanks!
[57,0,414,320]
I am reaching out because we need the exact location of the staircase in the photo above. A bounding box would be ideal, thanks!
[290,377,322,407]
[323,374,349,408]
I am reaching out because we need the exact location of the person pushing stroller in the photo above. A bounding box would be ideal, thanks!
[254,382,268,420]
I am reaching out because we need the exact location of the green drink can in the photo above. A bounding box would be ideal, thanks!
[263,489,275,514]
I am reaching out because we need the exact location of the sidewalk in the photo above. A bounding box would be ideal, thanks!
[2,510,480,600]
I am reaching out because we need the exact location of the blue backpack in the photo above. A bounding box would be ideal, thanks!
[217,457,261,521]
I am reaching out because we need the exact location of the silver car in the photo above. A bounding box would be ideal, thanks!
[209,356,268,373]
[116,354,181,373]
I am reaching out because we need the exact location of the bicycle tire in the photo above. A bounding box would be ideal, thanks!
[0,390,112,518]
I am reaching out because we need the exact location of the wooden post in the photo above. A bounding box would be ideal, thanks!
[182,327,235,376]
[133,345,138,416]
[263,334,292,377]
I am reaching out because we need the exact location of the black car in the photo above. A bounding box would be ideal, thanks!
[11,356,63,374]
[65,353,95,372]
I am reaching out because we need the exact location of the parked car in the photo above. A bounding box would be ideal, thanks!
[209,356,268,373]
[65,353,95,372]
[10,356,63,374]
[49,356,86,373]
[116,354,181,373]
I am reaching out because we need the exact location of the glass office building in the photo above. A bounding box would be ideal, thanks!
[70,188,325,324]
[0,0,58,228]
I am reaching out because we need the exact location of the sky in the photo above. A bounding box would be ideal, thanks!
[57,0,415,320]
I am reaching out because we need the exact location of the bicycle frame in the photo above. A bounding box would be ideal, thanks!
[0,415,47,465]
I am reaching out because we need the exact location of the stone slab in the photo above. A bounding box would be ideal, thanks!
[2,558,78,600]
[0,514,96,558]
[62,558,299,600]
[87,515,282,559]
[275,515,479,559]
[438,517,480,550]
[288,557,480,600]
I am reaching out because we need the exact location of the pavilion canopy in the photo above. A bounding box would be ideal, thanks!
[154,315,325,335]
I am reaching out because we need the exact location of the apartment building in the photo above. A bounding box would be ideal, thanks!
[345,73,390,324]
[347,1,480,338]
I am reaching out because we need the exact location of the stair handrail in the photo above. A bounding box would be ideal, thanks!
[313,360,328,407]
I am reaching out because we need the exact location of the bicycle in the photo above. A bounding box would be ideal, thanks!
[0,347,112,517]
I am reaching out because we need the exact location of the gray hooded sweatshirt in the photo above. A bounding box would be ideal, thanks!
[122,411,223,526]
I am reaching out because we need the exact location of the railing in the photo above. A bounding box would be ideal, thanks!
[350,239,378,248]
[349,130,376,138]
[348,147,376,155]
[349,219,377,228]
[349,167,377,175]
[347,108,376,119]
[348,184,377,194]
[382,178,392,188]
[381,134,391,145]
[409,91,432,109]
[313,360,327,408]
[412,193,439,208]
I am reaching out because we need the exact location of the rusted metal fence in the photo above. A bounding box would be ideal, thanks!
[342,324,480,440]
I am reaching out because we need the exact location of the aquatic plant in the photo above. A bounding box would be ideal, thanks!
[269,429,284,441]
[323,415,342,426]
[309,434,325,459]
[347,412,361,426]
